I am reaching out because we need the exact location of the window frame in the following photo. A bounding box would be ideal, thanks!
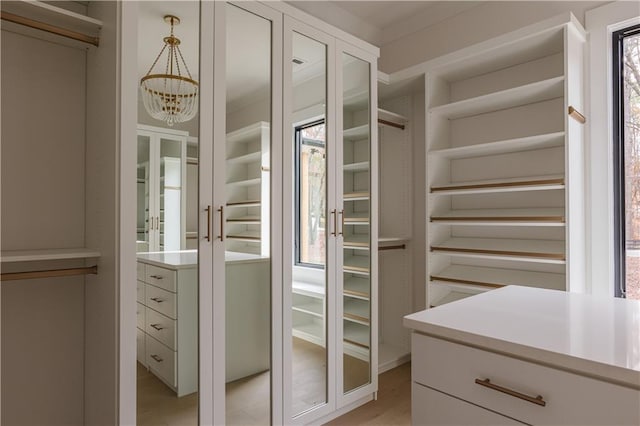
[294,118,326,268]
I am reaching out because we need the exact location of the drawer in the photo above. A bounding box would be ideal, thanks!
[145,284,177,319]
[137,280,145,303]
[137,262,145,281]
[146,334,176,387]
[145,264,176,292]
[136,328,146,365]
[145,307,176,350]
[136,302,145,331]
[413,382,525,425]
[412,333,640,425]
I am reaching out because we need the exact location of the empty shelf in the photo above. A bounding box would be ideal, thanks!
[343,124,369,141]
[226,121,269,144]
[430,176,564,195]
[430,237,565,263]
[292,281,325,298]
[344,277,370,300]
[430,264,566,291]
[344,299,370,324]
[226,177,261,188]
[293,322,324,343]
[293,301,323,317]
[227,200,261,207]
[430,208,565,226]
[344,212,370,225]
[226,232,261,242]
[227,216,261,224]
[227,151,261,165]
[343,234,370,250]
[378,108,408,127]
[429,132,565,160]
[429,76,564,119]
[343,161,369,172]
[344,255,370,274]
[1,248,101,263]
[344,192,370,201]
[344,321,370,348]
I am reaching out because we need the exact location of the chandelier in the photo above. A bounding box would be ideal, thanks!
[140,15,198,127]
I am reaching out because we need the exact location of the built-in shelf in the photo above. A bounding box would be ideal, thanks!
[343,161,369,172]
[293,322,324,344]
[430,264,566,291]
[344,277,370,299]
[227,200,261,207]
[227,216,261,224]
[292,281,325,298]
[344,212,370,225]
[226,232,261,242]
[429,76,564,119]
[343,321,369,348]
[344,299,369,325]
[344,235,370,250]
[430,176,565,195]
[344,192,370,201]
[292,301,323,317]
[430,237,566,264]
[1,248,101,263]
[429,132,565,160]
[430,208,565,226]
[378,108,408,127]
[344,255,370,274]
[226,177,261,188]
[227,151,261,165]
[226,121,269,144]
[343,124,369,141]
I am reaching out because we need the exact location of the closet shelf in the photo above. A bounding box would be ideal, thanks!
[430,237,566,264]
[227,216,261,224]
[429,132,565,160]
[226,177,261,188]
[292,302,323,317]
[292,281,325,298]
[430,264,566,292]
[227,200,261,207]
[343,161,369,172]
[1,248,100,263]
[430,208,565,226]
[344,299,370,325]
[344,235,370,250]
[378,108,408,127]
[226,121,269,144]
[293,322,324,342]
[429,76,564,119]
[226,232,261,242]
[227,151,261,165]
[343,124,369,141]
[430,175,565,195]
[344,277,370,300]
[344,192,370,201]
[344,255,370,274]
[344,321,370,348]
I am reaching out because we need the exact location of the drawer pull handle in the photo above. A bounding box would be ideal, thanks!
[149,275,163,280]
[150,323,164,331]
[149,297,164,303]
[150,354,163,363]
[475,378,546,407]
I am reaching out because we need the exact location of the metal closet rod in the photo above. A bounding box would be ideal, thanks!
[0,11,100,47]
[379,244,406,251]
[1,266,98,281]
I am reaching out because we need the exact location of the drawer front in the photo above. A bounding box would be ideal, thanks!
[137,280,145,303]
[145,284,177,319]
[136,302,145,331]
[145,264,176,292]
[136,328,146,365]
[146,335,176,387]
[413,382,525,425]
[145,307,176,350]
[412,333,640,425]
[137,262,145,281]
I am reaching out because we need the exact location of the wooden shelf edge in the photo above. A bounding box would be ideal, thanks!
[431,178,564,193]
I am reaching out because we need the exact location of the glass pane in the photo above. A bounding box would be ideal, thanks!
[341,53,371,393]
[291,32,328,416]
[623,29,640,301]
[137,135,151,252]
[225,4,272,425]
[160,138,183,251]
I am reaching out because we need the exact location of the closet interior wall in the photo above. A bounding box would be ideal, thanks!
[1,2,119,424]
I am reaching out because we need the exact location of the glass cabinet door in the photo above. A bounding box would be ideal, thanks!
[137,135,151,252]
[159,137,184,251]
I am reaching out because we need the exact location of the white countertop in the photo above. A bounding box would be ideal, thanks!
[404,286,640,389]
[137,250,269,269]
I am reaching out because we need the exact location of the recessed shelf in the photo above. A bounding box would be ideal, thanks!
[344,277,370,300]
[430,237,566,264]
[429,132,565,160]
[344,255,370,274]
[430,176,564,195]
[226,121,269,144]
[430,264,566,291]
[429,76,564,119]
[343,124,369,141]
[344,321,370,348]
[227,151,261,165]
[344,299,370,325]
[343,161,369,172]
[1,248,101,263]
[226,177,261,188]
[344,192,370,201]
[430,208,565,226]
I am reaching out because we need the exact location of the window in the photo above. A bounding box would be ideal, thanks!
[295,120,326,267]
[614,23,640,300]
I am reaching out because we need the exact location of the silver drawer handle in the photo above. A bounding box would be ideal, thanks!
[150,354,163,363]
[475,378,546,407]
[149,275,163,280]
[149,297,164,303]
[150,323,164,331]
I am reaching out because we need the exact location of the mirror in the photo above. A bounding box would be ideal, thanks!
[136,2,199,425]
[290,31,328,416]
[341,53,371,393]
[224,4,272,425]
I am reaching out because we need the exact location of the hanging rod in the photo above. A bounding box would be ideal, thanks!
[1,265,98,281]
[378,118,405,130]
[379,244,406,251]
[1,11,100,47]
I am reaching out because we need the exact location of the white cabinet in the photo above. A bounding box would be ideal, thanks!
[136,259,197,397]
[225,121,270,255]
[137,124,187,252]
[425,15,587,307]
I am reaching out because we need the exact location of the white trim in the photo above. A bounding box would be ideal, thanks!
[585,1,640,297]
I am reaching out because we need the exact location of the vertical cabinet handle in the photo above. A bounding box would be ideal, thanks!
[331,209,337,236]
[205,205,212,242]
[218,205,225,241]
[339,209,344,236]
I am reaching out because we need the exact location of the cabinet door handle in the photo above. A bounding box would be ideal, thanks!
[339,209,344,236]
[331,209,337,236]
[149,297,164,303]
[150,354,163,363]
[475,378,546,407]
[205,205,212,242]
[150,323,164,331]
[218,205,225,241]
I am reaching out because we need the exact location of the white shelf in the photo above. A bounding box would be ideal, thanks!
[343,124,369,141]
[343,321,370,348]
[226,177,261,188]
[344,255,370,275]
[344,212,370,226]
[343,161,369,172]
[343,234,370,250]
[430,264,566,291]
[227,200,261,208]
[226,231,261,242]
[431,237,566,264]
[429,76,564,119]
[378,236,408,244]
[293,322,324,344]
[344,277,370,300]
[378,108,408,124]
[227,216,261,225]
[226,121,269,144]
[344,299,369,325]
[292,301,323,318]
[344,192,370,201]
[430,208,565,227]
[292,281,325,299]
[1,248,100,263]
[430,175,564,195]
[429,132,565,160]
[227,151,261,165]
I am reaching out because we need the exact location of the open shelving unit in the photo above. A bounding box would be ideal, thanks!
[225,122,270,256]
[426,15,586,308]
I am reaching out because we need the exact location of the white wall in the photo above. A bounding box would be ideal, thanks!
[380,1,610,73]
